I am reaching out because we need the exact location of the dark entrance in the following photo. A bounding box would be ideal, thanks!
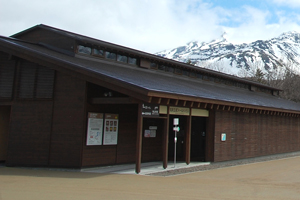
[0,106,10,162]
[168,115,187,161]
[191,117,206,161]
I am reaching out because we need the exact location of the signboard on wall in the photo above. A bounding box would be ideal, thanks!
[169,106,190,116]
[103,114,119,145]
[86,113,104,145]
[141,103,159,117]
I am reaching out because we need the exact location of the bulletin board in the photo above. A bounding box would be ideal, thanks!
[103,114,119,145]
[86,113,104,145]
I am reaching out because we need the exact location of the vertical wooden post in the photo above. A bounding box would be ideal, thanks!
[135,103,143,174]
[162,107,169,169]
[185,114,192,165]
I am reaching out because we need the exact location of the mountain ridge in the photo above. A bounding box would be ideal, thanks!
[156,31,300,77]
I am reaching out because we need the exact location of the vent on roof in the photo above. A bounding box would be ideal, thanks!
[250,85,258,92]
[140,59,150,69]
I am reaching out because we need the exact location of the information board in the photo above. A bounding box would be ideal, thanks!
[141,103,159,117]
[103,114,119,145]
[86,113,104,145]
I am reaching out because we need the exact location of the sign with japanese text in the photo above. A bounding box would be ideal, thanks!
[86,113,104,145]
[141,103,159,117]
[103,114,119,145]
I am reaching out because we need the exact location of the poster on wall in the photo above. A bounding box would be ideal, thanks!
[86,113,104,145]
[103,114,119,145]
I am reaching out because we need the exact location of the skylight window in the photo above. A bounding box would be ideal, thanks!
[117,55,128,63]
[93,49,104,57]
[128,57,137,65]
[105,52,117,60]
[78,45,91,55]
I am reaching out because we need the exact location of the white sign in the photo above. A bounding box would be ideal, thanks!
[103,114,119,145]
[86,113,103,145]
[173,126,180,132]
[221,133,226,141]
[173,118,179,125]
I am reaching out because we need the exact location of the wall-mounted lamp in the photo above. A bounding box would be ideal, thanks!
[104,91,113,97]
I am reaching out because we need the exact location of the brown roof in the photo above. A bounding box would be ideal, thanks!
[0,35,299,114]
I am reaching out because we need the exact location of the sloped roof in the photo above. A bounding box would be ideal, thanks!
[11,24,282,92]
[0,35,300,113]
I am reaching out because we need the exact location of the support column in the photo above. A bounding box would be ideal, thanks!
[162,109,169,169]
[185,114,192,165]
[135,103,143,174]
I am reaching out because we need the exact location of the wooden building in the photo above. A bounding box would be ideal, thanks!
[1,25,300,173]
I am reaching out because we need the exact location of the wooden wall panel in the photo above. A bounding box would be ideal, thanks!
[0,52,16,100]
[82,104,138,167]
[205,110,215,162]
[6,101,53,166]
[49,72,86,168]
[0,106,10,161]
[141,118,164,162]
[214,111,300,162]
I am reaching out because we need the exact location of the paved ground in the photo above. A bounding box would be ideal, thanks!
[1,156,300,199]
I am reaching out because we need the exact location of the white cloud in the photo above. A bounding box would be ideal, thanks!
[1,0,300,53]
[272,0,300,7]
[0,0,228,53]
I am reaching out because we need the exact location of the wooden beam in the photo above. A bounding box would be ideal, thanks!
[175,99,179,106]
[157,97,162,104]
[185,115,192,165]
[135,104,143,174]
[197,102,201,108]
[167,99,170,105]
[204,103,207,109]
[217,105,220,110]
[238,107,241,112]
[183,100,187,107]
[190,102,194,108]
[228,106,231,111]
[163,109,169,169]
[223,105,225,110]
[90,97,139,104]
[233,107,236,111]
[148,96,152,103]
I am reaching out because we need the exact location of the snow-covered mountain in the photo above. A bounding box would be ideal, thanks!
[156,32,300,77]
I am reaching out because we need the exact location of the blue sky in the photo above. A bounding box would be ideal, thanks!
[1,0,300,53]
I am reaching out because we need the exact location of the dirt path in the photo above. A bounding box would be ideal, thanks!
[1,156,300,199]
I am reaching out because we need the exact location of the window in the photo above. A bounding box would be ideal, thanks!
[117,54,128,63]
[174,68,182,74]
[150,62,157,69]
[105,51,117,60]
[158,65,166,71]
[78,45,91,55]
[128,57,137,65]
[189,72,197,78]
[165,66,175,73]
[196,73,203,79]
[182,70,189,76]
[93,49,104,57]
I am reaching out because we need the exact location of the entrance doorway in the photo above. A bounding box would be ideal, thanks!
[168,115,187,161]
[191,117,206,161]
[0,106,10,162]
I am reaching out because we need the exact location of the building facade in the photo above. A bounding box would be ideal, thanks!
[0,25,300,173]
